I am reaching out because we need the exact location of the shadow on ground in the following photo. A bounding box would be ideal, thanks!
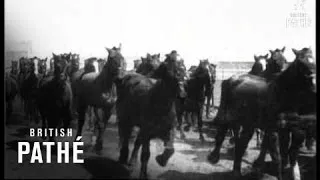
[179,144,234,163]
[9,126,30,138]
[81,156,130,179]
[157,170,272,180]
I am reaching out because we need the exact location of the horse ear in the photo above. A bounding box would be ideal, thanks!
[254,55,258,61]
[45,58,48,61]
[281,46,286,52]
[157,53,160,58]
[292,48,298,55]
[118,43,122,51]
[269,50,274,54]
[105,47,112,54]
[52,53,56,57]
[264,54,269,59]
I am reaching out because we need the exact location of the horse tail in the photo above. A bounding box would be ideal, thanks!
[212,79,231,126]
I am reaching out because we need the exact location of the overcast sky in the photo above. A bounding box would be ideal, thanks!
[5,0,315,69]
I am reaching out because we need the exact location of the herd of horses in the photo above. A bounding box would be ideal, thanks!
[5,45,316,180]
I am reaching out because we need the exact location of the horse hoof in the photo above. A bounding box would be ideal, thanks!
[184,126,190,132]
[207,152,220,164]
[232,170,242,178]
[94,142,103,152]
[252,160,264,169]
[156,155,167,167]
[200,136,205,143]
[128,159,137,167]
[229,138,235,145]
[139,172,149,180]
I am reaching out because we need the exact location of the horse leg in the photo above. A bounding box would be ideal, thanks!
[6,100,13,123]
[191,112,197,129]
[197,108,205,142]
[184,112,191,132]
[206,94,211,118]
[256,129,261,147]
[39,110,47,140]
[87,106,94,131]
[207,124,228,164]
[118,123,131,164]
[211,90,214,108]
[267,130,283,180]
[305,124,314,151]
[156,128,175,167]
[229,129,236,145]
[128,132,142,167]
[62,105,73,132]
[75,103,87,140]
[253,128,270,170]
[176,108,186,140]
[233,126,254,177]
[279,127,290,169]
[47,116,59,143]
[140,138,151,179]
[288,127,305,180]
[95,106,112,152]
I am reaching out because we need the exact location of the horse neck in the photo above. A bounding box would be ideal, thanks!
[272,62,300,93]
[95,65,114,93]
[151,78,177,103]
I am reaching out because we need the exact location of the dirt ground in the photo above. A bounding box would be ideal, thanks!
[4,81,316,179]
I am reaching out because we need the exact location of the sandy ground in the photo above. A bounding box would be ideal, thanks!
[5,82,316,179]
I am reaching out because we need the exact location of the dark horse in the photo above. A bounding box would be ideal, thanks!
[136,53,161,76]
[36,53,73,142]
[71,46,125,151]
[20,57,39,124]
[207,47,315,180]
[115,51,186,179]
[207,48,286,157]
[176,59,212,142]
[211,48,287,146]
[5,72,19,122]
[253,48,316,180]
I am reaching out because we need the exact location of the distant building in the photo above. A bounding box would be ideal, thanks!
[5,41,32,69]
[215,61,253,80]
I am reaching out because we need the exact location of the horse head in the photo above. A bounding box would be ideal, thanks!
[49,58,55,71]
[70,53,80,71]
[268,46,287,73]
[52,53,71,81]
[133,59,142,70]
[291,47,316,93]
[191,59,211,79]
[253,54,268,72]
[209,63,217,82]
[19,57,28,74]
[84,57,98,73]
[26,57,37,74]
[37,58,48,75]
[11,61,18,75]
[104,45,126,80]
[136,53,161,75]
[154,50,187,98]
[276,47,316,96]
[97,58,107,72]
